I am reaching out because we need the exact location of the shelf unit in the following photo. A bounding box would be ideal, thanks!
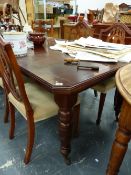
[25,0,76,25]
[34,0,74,21]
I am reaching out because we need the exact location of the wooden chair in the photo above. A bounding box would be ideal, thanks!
[60,20,93,40]
[91,22,131,125]
[0,36,29,123]
[0,39,80,164]
[106,64,131,175]
[32,19,54,37]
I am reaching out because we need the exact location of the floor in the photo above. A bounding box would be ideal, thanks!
[0,88,131,175]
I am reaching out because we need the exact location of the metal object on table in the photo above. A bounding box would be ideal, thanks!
[64,57,99,71]
[77,65,99,71]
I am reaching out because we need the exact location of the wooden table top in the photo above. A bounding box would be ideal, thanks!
[18,40,126,95]
[115,63,131,105]
[16,39,129,165]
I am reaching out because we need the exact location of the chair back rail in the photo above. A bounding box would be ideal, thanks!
[99,22,131,44]
[0,37,33,116]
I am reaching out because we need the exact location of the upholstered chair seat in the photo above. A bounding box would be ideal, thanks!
[8,82,59,122]
[92,77,115,93]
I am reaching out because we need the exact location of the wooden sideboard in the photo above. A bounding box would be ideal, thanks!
[92,23,131,44]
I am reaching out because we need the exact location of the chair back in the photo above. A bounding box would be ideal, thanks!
[74,21,88,38]
[32,19,54,36]
[60,20,93,40]
[99,23,131,44]
[0,36,33,116]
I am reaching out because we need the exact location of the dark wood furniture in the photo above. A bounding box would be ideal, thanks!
[17,38,126,164]
[106,63,131,175]
[0,37,80,164]
[92,23,131,44]
[60,20,93,40]
[0,39,61,164]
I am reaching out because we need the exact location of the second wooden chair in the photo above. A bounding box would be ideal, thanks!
[92,22,131,125]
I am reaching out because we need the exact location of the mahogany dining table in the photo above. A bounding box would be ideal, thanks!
[17,39,125,164]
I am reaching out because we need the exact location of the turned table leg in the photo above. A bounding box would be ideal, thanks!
[106,100,131,175]
[54,93,78,165]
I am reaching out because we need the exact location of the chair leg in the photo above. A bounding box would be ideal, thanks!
[114,88,123,122]
[96,93,106,125]
[24,116,35,164]
[72,103,80,138]
[9,102,15,139]
[94,90,98,97]
[4,94,9,123]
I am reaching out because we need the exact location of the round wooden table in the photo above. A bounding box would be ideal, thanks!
[106,63,131,175]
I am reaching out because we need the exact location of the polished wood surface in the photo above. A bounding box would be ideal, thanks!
[93,23,131,44]
[18,48,124,94]
[106,64,131,175]
[18,39,126,163]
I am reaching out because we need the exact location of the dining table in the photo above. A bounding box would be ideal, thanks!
[17,38,126,164]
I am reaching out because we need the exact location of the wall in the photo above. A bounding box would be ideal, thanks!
[77,0,131,13]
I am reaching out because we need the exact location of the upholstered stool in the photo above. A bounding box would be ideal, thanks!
[106,63,131,175]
